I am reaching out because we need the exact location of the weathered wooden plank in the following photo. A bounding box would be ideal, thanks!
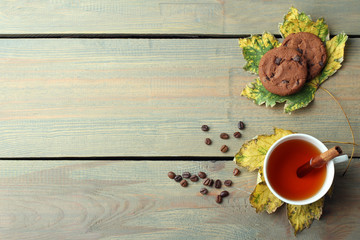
[0,39,360,157]
[0,38,359,157]
[0,0,358,35]
[0,160,358,239]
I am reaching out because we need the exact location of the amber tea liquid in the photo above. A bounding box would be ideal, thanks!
[267,139,327,201]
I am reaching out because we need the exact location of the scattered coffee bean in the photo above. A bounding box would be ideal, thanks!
[293,55,301,62]
[198,172,207,179]
[168,171,176,179]
[220,133,229,139]
[203,178,214,187]
[238,121,245,130]
[215,179,222,189]
[216,195,222,204]
[296,48,303,54]
[224,180,232,187]
[203,178,211,186]
[220,190,229,198]
[319,61,324,67]
[190,175,199,182]
[233,132,241,138]
[200,187,208,195]
[233,168,241,176]
[205,138,212,145]
[201,125,209,131]
[220,145,229,153]
[282,80,289,84]
[174,175,183,182]
[182,172,191,179]
[180,179,188,187]
[275,57,282,65]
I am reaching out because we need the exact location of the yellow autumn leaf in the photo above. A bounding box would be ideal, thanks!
[239,32,281,74]
[279,7,329,42]
[233,128,294,171]
[250,182,284,214]
[287,197,324,235]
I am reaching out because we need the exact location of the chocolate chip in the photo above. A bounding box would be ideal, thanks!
[310,63,315,67]
[180,179,188,187]
[220,145,229,153]
[198,172,207,179]
[174,175,183,182]
[282,80,289,84]
[270,72,274,78]
[224,180,232,187]
[233,132,241,138]
[296,80,300,86]
[265,76,270,81]
[319,61,324,67]
[296,48,303,54]
[201,125,209,131]
[200,187,208,195]
[220,133,229,139]
[182,172,191,179]
[238,121,245,130]
[190,175,199,182]
[233,168,241,176]
[168,171,176,179]
[293,55,300,62]
[275,57,281,65]
[220,190,229,198]
[216,195,222,204]
[205,138,212,145]
[215,179,222,189]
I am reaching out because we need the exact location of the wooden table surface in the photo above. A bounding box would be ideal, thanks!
[0,1,359,239]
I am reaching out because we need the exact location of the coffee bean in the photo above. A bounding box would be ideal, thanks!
[174,175,183,182]
[220,190,229,198]
[200,187,208,195]
[293,55,301,62]
[190,175,199,182]
[319,61,324,67]
[198,172,207,179]
[275,57,282,65]
[216,195,222,204]
[220,133,229,139]
[168,171,176,179]
[209,179,214,187]
[233,132,241,138]
[205,138,212,145]
[180,179,188,187]
[215,179,222,189]
[203,178,210,186]
[238,121,245,130]
[201,125,209,131]
[182,172,191,179]
[220,145,229,153]
[233,168,241,176]
[282,80,289,84]
[296,48,303,54]
[224,180,232,187]
[204,178,214,187]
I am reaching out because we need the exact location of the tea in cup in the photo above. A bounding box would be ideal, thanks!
[263,133,348,205]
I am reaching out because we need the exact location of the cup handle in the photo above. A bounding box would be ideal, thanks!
[333,155,349,164]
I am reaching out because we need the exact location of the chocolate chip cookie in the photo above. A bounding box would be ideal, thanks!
[282,32,327,80]
[259,47,307,96]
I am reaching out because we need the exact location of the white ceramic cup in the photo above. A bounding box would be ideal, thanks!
[263,133,348,205]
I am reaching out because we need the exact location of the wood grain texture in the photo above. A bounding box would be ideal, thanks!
[0,0,358,35]
[0,160,358,239]
[0,38,359,157]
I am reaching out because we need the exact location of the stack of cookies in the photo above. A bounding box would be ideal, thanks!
[259,32,327,96]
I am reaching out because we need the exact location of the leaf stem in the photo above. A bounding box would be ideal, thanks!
[319,86,356,176]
